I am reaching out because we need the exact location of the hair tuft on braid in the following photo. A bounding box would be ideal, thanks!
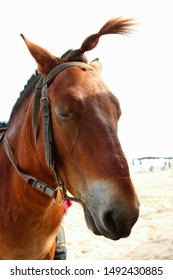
[61,17,136,63]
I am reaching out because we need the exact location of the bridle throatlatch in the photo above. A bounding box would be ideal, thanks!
[4,62,95,206]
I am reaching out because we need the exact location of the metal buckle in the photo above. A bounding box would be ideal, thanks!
[40,96,49,103]
[54,186,66,206]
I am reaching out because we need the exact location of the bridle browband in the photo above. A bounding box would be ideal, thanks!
[4,62,95,206]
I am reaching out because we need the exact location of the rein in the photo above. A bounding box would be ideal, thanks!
[0,123,7,141]
[4,62,95,206]
[0,127,7,133]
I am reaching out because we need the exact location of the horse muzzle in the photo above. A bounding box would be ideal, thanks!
[81,180,139,241]
[83,202,139,240]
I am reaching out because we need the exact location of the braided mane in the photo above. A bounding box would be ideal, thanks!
[62,17,136,63]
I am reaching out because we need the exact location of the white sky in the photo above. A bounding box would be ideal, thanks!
[0,0,172,159]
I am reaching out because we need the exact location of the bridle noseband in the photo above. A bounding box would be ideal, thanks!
[4,62,95,206]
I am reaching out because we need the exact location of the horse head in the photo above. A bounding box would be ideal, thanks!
[21,18,139,241]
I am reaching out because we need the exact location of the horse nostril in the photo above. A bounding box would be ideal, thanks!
[102,205,139,240]
[102,211,120,236]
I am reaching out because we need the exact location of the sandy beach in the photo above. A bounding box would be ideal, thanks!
[63,170,173,260]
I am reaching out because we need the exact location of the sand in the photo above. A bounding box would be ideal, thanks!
[63,170,173,260]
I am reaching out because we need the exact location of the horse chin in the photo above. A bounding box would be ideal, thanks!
[83,206,122,241]
[83,206,101,236]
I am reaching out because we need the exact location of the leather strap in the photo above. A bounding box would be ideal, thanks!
[4,136,57,199]
[40,94,53,169]
[0,127,7,133]
[43,61,95,87]
[32,76,43,142]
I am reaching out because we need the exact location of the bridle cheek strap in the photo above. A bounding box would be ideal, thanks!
[40,93,53,169]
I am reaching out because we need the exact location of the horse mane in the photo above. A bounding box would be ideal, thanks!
[8,71,41,124]
[61,17,136,63]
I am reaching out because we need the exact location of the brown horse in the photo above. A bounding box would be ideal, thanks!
[0,18,139,259]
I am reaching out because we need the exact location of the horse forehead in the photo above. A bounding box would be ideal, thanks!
[51,67,111,103]
[54,67,108,98]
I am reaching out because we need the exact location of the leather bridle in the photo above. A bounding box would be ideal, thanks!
[4,62,95,206]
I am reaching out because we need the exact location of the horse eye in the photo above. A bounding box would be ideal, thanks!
[58,111,73,120]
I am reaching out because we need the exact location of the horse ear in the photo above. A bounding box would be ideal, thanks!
[89,58,102,74]
[20,34,61,76]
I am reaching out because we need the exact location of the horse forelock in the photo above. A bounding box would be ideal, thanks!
[61,49,88,63]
